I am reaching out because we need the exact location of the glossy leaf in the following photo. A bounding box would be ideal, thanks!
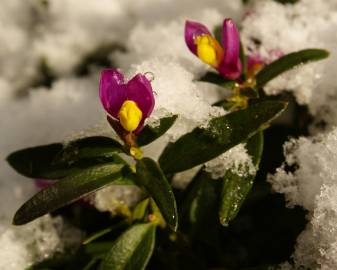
[7,136,123,179]
[13,162,131,225]
[83,228,115,245]
[85,242,113,256]
[219,131,264,226]
[243,0,299,3]
[136,158,178,231]
[99,223,156,270]
[274,0,298,3]
[149,198,166,228]
[256,49,329,88]
[159,101,286,174]
[61,136,123,158]
[198,71,236,88]
[132,198,150,222]
[137,115,178,146]
[213,24,222,45]
[180,169,220,243]
[240,41,247,81]
[83,221,127,245]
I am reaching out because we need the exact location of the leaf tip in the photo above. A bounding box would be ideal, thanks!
[12,202,35,226]
[12,211,24,226]
[270,100,288,122]
[319,49,330,58]
[6,152,16,168]
[219,216,230,227]
[272,100,288,114]
[170,216,179,232]
[280,100,289,110]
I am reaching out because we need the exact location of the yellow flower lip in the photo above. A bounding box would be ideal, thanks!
[195,34,224,68]
[118,100,143,132]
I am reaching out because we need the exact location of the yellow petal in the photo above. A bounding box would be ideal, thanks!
[118,100,143,132]
[195,35,224,67]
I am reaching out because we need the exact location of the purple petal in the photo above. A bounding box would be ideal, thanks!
[107,115,128,140]
[222,19,240,64]
[134,119,146,135]
[218,58,242,80]
[219,19,242,80]
[247,53,265,71]
[267,49,284,63]
[35,179,53,189]
[126,74,155,121]
[99,69,127,118]
[185,20,212,55]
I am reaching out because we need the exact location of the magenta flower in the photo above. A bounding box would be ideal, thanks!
[247,49,284,78]
[185,18,242,80]
[247,53,265,78]
[99,69,155,135]
[35,179,53,189]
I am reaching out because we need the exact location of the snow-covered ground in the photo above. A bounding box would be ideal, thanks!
[1,0,337,269]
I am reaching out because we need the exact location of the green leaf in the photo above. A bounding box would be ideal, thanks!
[240,41,247,81]
[136,158,178,231]
[180,169,220,243]
[241,265,278,270]
[256,49,329,88]
[83,221,127,245]
[13,161,131,225]
[240,87,259,99]
[7,136,123,179]
[83,258,100,270]
[159,101,286,174]
[85,242,113,256]
[83,228,115,245]
[198,71,236,88]
[213,25,222,45]
[242,0,298,4]
[62,136,123,159]
[219,131,264,226]
[99,223,156,270]
[137,115,178,146]
[274,0,298,4]
[132,198,150,222]
[7,143,63,179]
[184,170,218,225]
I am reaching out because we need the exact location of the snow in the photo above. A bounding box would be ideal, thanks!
[1,0,337,268]
[113,9,224,75]
[269,128,337,269]
[241,1,337,268]
[32,0,129,76]
[205,143,256,179]
[241,0,337,131]
[0,75,106,268]
[0,215,82,270]
[0,1,246,267]
[131,58,227,140]
[93,185,142,215]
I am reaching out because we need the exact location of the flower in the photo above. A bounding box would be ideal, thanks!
[185,19,242,80]
[247,49,284,78]
[99,69,155,135]
[247,53,265,78]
